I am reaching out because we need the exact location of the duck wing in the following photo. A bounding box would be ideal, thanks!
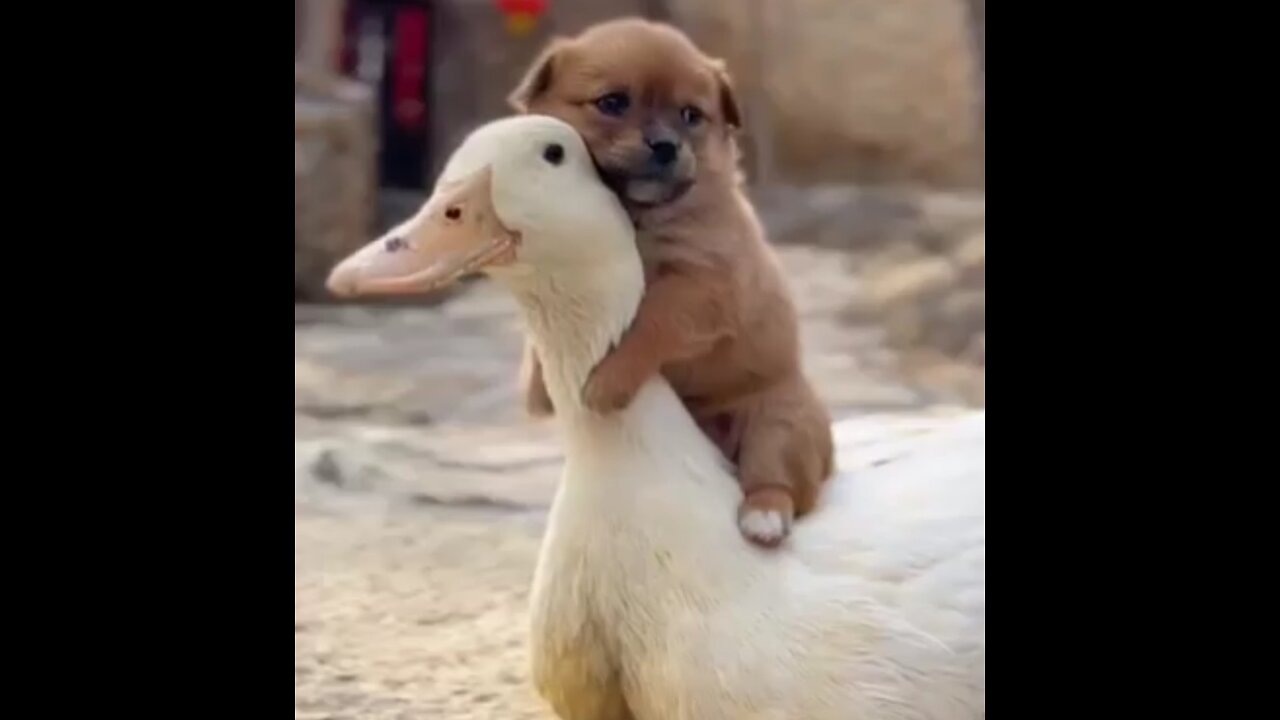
[796,411,985,647]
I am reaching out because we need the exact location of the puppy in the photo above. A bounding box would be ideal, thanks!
[509,18,834,547]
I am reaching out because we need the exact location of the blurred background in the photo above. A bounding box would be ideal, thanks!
[295,0,984,717]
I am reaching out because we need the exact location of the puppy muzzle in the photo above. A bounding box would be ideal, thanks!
[601,156,696,207]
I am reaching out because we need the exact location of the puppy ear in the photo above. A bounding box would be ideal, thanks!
[709,59,743,129]
[508,37,570,112]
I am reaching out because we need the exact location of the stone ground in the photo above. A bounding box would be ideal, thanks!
[295,241,982,718]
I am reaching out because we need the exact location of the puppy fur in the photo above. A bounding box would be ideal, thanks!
[509,18,834,547]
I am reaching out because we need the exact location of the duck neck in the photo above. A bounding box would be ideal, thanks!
[508,256,645,422]
[511,250,753,597]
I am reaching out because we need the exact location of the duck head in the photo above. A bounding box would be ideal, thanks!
[326,115,633,298]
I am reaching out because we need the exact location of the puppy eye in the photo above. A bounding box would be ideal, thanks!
[681,106,704,127]
[594,92,630,117]
[543,143,564,165]
[445,207,461,220]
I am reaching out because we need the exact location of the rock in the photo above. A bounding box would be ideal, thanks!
[952,231,985,270]
[840,295,882,324]
[884,306,926,347]
[757,185,983,261]
[963,332,986,365]
[920,193,987,229]
[756,184,925,250]
[909,355,985,406]
[952,231,985,288]
[936,290,985,356]
[311,450,344,485]
[860,242,930,277]
[864,257,959,309]
[788,184,986,390]
[855,252,982,365]
[303,444,397,493]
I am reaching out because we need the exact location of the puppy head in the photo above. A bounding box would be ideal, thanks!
[509,18,742,210]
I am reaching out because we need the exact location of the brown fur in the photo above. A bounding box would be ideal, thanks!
[510,18,834,547]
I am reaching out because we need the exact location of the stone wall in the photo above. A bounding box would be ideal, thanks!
[670,0,981,188]
[295,68,378,301]
[427,0,981,189]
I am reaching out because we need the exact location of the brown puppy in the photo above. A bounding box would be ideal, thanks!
[509,18,834,547]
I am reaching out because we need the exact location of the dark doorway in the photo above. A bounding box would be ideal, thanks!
[341,0,433,190]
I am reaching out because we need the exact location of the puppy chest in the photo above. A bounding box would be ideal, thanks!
[663,340,783,404]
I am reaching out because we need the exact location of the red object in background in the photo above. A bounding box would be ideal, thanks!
[339,2,358,76]
[391,6,429,131]
[336,0,435,189]
[496,0,547,14]
[495,0,547,35]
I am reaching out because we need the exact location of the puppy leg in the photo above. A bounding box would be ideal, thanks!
[520,336,555,418]
[694,409,744,465]
[735,377,834,547]
[583,270,734,413]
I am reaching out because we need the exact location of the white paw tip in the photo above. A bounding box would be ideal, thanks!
[740,509,786,544]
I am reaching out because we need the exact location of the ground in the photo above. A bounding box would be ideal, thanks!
[294,243,979,719]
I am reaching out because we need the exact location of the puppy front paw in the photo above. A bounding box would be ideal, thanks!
[582,374,637,414]
[519,343,555,418]
[581,358,643,414]
[737,487,795,548]
[525,383,555,418]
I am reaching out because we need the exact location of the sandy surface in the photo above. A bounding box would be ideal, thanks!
[294,244,977,719]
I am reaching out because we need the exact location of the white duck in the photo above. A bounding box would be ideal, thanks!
[327,115,985,720]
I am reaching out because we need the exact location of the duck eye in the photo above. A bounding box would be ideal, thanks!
[681,106,704,127]
[445,207,461,220]
[543,143,564,165]
[595,92,630,117]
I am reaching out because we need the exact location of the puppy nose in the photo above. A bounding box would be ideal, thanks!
[647,139,678,167]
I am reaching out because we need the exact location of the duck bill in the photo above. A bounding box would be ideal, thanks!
[326,166,519,298]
